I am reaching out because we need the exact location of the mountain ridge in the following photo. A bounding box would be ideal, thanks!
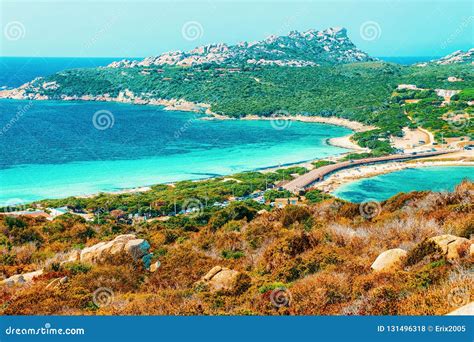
[108,27,375,68]
[417,48,474,66]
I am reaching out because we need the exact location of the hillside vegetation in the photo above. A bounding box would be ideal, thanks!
[1,181,472,315]
[23,61,474,155]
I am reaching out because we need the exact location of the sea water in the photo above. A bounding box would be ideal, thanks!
[0,99,351,204]
[332,166,473,203]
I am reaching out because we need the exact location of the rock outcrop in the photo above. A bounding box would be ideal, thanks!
[1,234,153,287]
[150,261,161,273]
[423,48,474,65]
[108,27,374,69]
[45,276,68,290]
[197,266,250,294]
[428,234,471,260]
[371,248,407,272]
[446,302,474,316]
[1,269,43,286]
[79,234,151,265]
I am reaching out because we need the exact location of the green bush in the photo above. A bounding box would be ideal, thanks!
[405,240,442,266]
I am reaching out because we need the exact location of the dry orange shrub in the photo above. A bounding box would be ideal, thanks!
[1,181,473,315]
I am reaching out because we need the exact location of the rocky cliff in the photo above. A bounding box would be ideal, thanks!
[108,27,374,68]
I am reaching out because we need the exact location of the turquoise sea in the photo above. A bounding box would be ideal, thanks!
[332,166,473,203]
[0,99,351,205]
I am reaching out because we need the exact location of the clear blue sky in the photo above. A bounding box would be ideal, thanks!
[1,0,473,57]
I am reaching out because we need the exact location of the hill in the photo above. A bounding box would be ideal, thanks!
[108,27,374,68]
[417,49,474,66]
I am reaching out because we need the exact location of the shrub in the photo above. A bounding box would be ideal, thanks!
[221,249,245,259]
[405,240,442,266]
[281,206,312,227]
[305,190,331,204]
[64,262,92,275]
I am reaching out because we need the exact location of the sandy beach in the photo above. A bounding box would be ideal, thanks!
[77,186,152,198]
[230,114,376,132]
[3,90,471,203]
[203,112,376,152]
[327,135,369,151]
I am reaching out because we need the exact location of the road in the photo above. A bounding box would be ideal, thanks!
[283,150,453,192]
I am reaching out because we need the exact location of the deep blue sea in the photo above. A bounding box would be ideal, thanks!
[0,99,351,204]
[0,57,127,88]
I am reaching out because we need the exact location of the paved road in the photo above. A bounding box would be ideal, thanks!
[283,150,453,192]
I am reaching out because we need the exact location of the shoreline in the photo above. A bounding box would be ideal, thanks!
[0,93,374,145]
[202,111,375,133]
[0,97,374,205]
[5,96,470,205]
[16,159,474,206]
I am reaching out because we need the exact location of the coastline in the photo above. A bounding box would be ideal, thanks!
[6,94,470,204]
[0,90,374,144]
[202,110,374,132]
[0,96,374,205]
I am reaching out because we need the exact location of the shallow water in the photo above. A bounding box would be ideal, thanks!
[332,166,473,203]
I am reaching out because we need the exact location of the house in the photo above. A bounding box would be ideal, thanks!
[447,76,463,82]
[397,84,421,91]
[110,209,127,221]
[48,207,69,220]
[71,212,94,222]
[274,197,300,208]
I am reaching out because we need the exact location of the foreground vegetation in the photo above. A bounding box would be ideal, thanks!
[29,167,308,217]
[1,181,472,315]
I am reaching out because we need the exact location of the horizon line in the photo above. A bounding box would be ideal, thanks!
[0,55,444,59]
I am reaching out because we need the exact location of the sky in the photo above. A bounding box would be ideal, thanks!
[0,0,473,58]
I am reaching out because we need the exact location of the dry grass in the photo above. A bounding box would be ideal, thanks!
[1,181,473,315]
